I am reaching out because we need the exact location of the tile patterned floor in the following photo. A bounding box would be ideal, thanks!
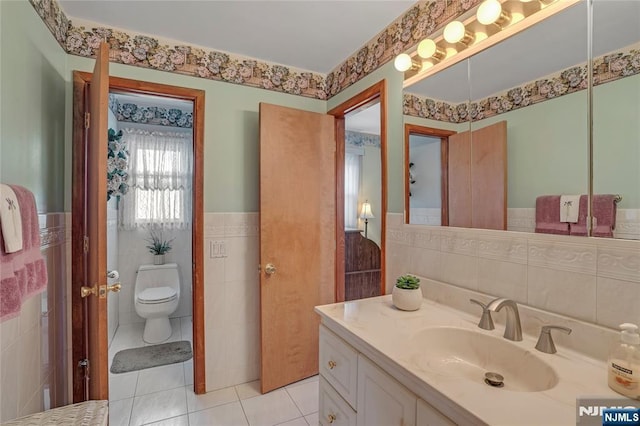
[108,318,319,425]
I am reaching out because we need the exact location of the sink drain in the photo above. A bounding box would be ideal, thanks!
[484,372,504,388]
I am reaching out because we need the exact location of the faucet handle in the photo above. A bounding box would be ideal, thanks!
[470,299,495,330]
[535,325,572,354]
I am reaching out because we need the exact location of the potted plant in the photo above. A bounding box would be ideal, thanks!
[392,274,422,311]
[145,229,174,265]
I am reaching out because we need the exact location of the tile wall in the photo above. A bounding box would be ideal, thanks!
[0,213,69,422]
[117,228,193,326]
[386,213,640,330]
[203,213,260,392]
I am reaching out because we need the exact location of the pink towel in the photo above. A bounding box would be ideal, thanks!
[592,194,617,238]
[569,195,589,236]
[0,185,48,322]
[569,194,617,237]
[535,195,569,235]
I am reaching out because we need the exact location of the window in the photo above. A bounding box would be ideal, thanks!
[344,147,363,229]
[120,129,193,230]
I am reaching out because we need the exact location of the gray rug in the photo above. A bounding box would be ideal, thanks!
[110,340,193,374]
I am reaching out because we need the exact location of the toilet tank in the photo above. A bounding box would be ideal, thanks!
[135,263,180,295]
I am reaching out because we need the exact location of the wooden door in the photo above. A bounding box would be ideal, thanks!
[72,42,110,400]
[471,121,507,230]
[259,103,336,393]
[448,131,472,228]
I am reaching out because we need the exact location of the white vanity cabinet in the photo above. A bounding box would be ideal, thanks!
[319,324,456,426]
[356,354,416,426]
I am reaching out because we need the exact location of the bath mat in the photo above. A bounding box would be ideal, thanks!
[110,340,192,374]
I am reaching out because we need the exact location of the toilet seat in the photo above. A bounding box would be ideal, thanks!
[137,286,178,304]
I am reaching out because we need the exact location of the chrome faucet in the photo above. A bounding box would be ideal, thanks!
[470,299,494,330]
[535,325,572,354]
[487,298,522,341]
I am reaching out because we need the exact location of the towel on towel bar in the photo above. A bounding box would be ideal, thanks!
[0,185,48,322]
[569,195,589,236]
[535,195,569,235]
[569,194,618,237]
[0,184,23,253]
[592,194,617,238]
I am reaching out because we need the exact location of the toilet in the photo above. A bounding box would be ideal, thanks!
[134,263,181,344]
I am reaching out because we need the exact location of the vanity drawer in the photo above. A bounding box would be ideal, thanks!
[319,325,358,409]
[319,376,357,426]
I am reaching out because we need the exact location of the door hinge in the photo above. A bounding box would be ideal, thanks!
[78,358,89,368]
[84,112,90,129]
[83,236,89,253]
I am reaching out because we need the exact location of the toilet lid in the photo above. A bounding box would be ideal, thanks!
[137,286,177,304]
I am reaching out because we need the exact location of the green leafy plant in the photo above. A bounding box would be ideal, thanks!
[145,229,175,255]
[395,274,421,290]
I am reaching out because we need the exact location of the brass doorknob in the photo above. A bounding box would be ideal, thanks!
[107,283,122,293]
[80,285,97,298]
[265,263,277,275]
[327,413,336,424]
[328,360,337,369]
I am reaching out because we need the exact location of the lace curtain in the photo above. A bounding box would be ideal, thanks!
[344,147,363,229]
[119,128,193,230]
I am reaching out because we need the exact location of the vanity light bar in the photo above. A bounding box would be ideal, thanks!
[399,0,582,88]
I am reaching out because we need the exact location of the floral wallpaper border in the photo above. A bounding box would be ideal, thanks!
[404,45,640,123]
[29,0,482,101]
[108,94,194,128]
[346,131,380,148]
[326,0,482,99]
[27,0,639,105]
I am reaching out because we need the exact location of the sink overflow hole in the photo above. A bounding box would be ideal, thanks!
[484,372,504,387]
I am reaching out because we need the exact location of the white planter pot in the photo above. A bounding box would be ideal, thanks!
[392,287,422,311]
[153,254,165,265]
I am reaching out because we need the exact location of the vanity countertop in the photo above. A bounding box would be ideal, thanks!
[315,295,621,426]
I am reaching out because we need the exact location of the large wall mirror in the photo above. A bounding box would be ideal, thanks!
[592,0,640,240]
[403,0,639,240]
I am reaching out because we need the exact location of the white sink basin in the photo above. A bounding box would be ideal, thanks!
[410,327,558,392]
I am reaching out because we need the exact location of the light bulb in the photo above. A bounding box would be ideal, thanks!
[477,0,502,25]
[394,53,413,72]
[443,21,466,44]
[417,39,437,59]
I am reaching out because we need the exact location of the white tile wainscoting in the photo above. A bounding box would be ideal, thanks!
[203,213,260,392]
[0,213,71,422]
[386,213,640,332]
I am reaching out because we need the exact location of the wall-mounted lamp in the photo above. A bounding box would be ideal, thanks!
[417,38,446,61]
[359,201,375,239]
[443,21,474,45]
[394,0,577,87]
[394,53,421,72]
[477,0,511,26]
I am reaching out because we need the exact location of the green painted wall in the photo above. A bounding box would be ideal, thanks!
[593,74,640,208]
[470,91,589,208]
[1,1,67,213]
[66,57,326,213]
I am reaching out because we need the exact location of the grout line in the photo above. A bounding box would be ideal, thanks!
[283,387,305,419]
[127,394,135,426]
[236,395,252,426]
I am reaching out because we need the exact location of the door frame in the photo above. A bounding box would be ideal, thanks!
[72,72,206,400]
[328,80,387,301]
[403,124,456,226]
